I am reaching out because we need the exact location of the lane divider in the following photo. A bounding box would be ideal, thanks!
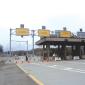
[16,64,44,85]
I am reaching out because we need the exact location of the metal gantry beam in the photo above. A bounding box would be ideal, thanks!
[9,28,29,57]
[9,28,36,57]
[9,25,51,57]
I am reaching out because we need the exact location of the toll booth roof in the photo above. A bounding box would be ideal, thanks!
[36,38,85,46]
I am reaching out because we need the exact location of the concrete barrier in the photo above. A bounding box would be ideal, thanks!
[73,56,80,60]
[81,55,85,59]
[66,56,73,60]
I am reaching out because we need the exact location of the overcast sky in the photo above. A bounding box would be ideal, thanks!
[0,0,85,51]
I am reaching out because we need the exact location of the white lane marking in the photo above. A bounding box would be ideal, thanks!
[63,68,72,70]
[31,63,41,65]
[30,63,85,74]
[20,63,85,74]
[48,64,85,74]
[52,65,57,67]
[64,68,85,73]
[63,61,85,65]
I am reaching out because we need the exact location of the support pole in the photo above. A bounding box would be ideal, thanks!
[32,30,35,57]
[79,46,82,59]
[43,45,45,60]
[84,46,85,55]
[10,28,12,57]
[46,44,50,61]
[27,41,28,56]
[72,45,74,59]
[61,45,66,60]
[64,45,66,60]
[58,45,60,57]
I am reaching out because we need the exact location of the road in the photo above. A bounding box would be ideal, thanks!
[0,60,38,85]
[18,60,85,85]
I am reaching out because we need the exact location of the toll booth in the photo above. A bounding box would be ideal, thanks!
[36,37,85,60]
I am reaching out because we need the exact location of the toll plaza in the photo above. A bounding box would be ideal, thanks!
[36,27,85,60]
[10,24,85,60]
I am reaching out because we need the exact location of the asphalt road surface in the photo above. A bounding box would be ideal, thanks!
[0,62,38,85]
[18,60,85,85]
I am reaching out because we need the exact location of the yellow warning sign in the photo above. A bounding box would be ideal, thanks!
[38,29,50,37]
[16,28,29,36]
[60,31,71,38]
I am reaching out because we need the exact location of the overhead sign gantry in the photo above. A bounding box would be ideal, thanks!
[9,24,30,57]
[9,25,50,57]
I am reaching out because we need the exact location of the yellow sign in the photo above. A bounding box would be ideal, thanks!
[38,29,50,37]
[16,28,29,36]
[60,31,71,38]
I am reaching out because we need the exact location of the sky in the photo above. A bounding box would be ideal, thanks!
[0,0,85,51]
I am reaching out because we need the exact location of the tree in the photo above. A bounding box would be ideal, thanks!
[0,45,3,53]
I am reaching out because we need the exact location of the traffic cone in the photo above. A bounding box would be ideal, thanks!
[28,61,30,63]
[22,61,23,63]
[16,61,17,63]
